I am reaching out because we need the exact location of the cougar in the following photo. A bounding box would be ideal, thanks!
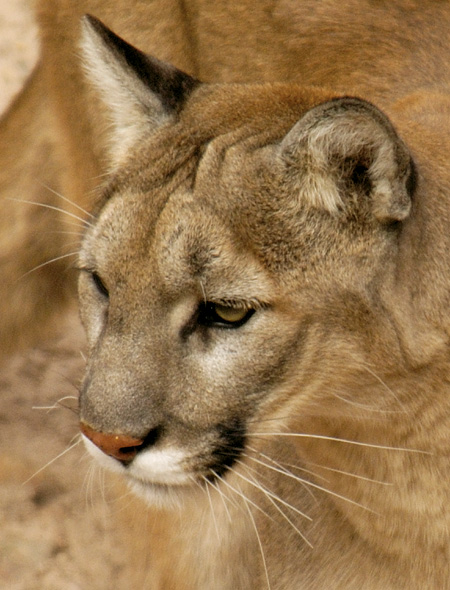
[2,2,450,588]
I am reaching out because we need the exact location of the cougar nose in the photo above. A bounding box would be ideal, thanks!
[80,421,144,464]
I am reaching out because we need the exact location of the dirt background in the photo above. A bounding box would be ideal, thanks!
[0,2,140,589]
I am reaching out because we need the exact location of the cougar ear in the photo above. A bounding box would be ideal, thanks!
[280,97,415,223]
[80,14,199,164]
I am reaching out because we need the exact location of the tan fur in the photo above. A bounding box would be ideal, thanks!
[2,0,450,351]
[2,2,450,589]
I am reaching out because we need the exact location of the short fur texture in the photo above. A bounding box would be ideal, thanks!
[2,2,450,589]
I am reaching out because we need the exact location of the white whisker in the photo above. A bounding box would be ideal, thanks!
[330,390,401,414]
[246,453,379,515]
[240,462,313,548]
[41,183,95,220]
[206,478,235,521]
[239,484,272,590]
[212,470,275,523]
[204,477,221,542]
[234,463,312,522]
[301,460,393,486]
[251,432,431,454]
[246,448,320,506]
[22,436,82,485]
[97,469,108,503]
[9,197,93,228]
[19,251,79,279]
[349,357,407,411]
[83,461,97,511]
[247,446,329,485]
[32,395,78,413]
[108,485,140,514]
[55,219,90,230]
[57,239,83,249]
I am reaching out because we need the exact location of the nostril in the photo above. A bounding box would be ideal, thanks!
[142,425,162,448]
[80,421,145,464]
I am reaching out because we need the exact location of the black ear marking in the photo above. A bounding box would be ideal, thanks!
[350,162,372,197]
[83,14,199,114]
[405,156,418,199]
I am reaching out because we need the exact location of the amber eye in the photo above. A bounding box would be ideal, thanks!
[213,304,249,324]
[198,302,254,328]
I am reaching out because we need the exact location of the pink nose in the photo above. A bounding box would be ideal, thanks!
[80,421,144,463]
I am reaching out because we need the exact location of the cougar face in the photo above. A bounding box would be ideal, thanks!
[78,16,415,510]
[78,162,299,505]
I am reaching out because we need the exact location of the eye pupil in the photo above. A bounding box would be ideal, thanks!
[92,272,109,298]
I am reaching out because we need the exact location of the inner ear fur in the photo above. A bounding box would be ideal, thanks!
[80,15,199,166]
[280,97,415,222]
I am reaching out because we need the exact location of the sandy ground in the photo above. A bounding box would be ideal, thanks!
[0,314,134,590]
[0,3,139,589]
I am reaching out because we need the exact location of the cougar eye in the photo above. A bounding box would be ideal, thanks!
[214,304,250,323]
[91,271,109,298]
[198,302,254,328]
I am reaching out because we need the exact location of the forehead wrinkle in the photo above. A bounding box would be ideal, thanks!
[154,197,218,277]
[153,194,274,304]
[192,126,263,197]
[87,143,202,264]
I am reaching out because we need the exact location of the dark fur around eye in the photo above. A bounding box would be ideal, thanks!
[91,271,109,298]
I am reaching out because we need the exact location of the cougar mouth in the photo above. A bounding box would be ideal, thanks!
[81,416,247,508]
